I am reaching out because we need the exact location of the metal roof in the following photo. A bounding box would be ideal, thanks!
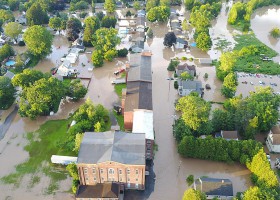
[132,109,154,140]
[77,131,146,165]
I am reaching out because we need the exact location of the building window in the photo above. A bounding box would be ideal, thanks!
[136,178,138,182]
[136,169,139,175]
[108,168,114,174]
[101,177,104,182]
[120,177,122,182]
[119,169,122,174]
[127,168,130,175]
[100,168,103,174]
[85,177,89,184]
[127,177,130,182]
[92,168,96,174]
[93,177,96,181]
[84,168,88,174]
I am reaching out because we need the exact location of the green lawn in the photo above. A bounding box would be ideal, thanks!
[114,83,126,100]
[1,119,74,192]
[233,34,280,75]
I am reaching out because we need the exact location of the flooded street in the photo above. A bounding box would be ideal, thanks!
[251,6,280,62]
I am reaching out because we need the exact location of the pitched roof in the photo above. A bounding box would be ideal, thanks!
[124,81,153,112]
[77,131,146,165]
[132,109,154,140]
[136,16,145,27]
[179,80,202,94]
[76,183,119,198]
[127,54,152,82]
[195,177,233,197]
[271,125,280,145]
[177,63,196,76]
[221,131,238,140]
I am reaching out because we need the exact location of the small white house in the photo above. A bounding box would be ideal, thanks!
[266,125,280,153]
[56,60,77,77]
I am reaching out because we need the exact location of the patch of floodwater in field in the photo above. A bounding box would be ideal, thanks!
[251,6,280,62]
[209,1,236,60]
[147,25,251,200]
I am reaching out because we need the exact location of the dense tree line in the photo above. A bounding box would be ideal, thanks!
[147,6,170,22]
[0,76,16,109]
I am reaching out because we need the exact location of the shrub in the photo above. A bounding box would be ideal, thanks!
[117,48,128,57]
[167,59,179,71]
[181,56,187,60]
[186,175,194,186]
[174,80,178,89]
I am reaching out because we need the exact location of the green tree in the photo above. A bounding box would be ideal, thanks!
[23,25,53,59]
[117,48,128,57]
[147,27,153,38]
[160,0,170,7]
[0,9,15,22]
[146,0,157,12]
[92,28,120,52]
[67,79,87,101]
[8,0,20,11]
[270,27,280,38]
[104,49,117,61]
[176,95,211,131]
[211,109,235,132]
[0,76,16,109]
[101,16,117,28]
[167,59,179,71]
[147,6,170,22]
[48,17,62,33]
[133,1,141,10]
[4,22,23,42]
[221,72,238,98]
[66,163,79,193]
[0,44,14,63]
[228,2,245,25]
[190,9,210,32]
[73,133,84,153]
[163,32,176,47]
[182,19,189,32]
[184,0,195,10]
[182,188,206,200]
[104,0,116,13]
[216,52,236,80]
[173,118,192,142]
[19,77,65,119]
[180,71,194,80]
[12,69,47,88]
[195,31,212,51]
[66,17,82,41]
[26,3,49,25]
[92,50,104,67]
[83,16,100,46]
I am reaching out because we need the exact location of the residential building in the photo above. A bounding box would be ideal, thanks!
[176,63,196,77]
[221,131,238,141]
[178,80,203,97]
[76,183,123,200]
[56,60,77,77]
[175,38,188,49]
[194,177,233,200]
[131,41,144,53]
[132,109,154,160]
[15,14,27,25]
[266,125,280,153]
[122,52,153,130]
[77,131,146,190]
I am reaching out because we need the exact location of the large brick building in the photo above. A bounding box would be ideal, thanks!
[77,131,146,191]
[122,52,153,130]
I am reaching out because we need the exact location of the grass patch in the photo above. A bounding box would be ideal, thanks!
[214,39,232,51]
[113,111,124,131]
[114,83,126,100]
[233,34,280,75]
[0,119,74,190]
[28,175,40,188]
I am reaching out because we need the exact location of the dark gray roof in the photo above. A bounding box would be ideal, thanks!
[124,81,153,112]
[77,131,146,165]
[128,54,152,82]
[179,80,202,94]
[136,16,145,27]
[4,71,15,79]
[76,183,119,198]
[195,177,233,197]
[131,40,144,50]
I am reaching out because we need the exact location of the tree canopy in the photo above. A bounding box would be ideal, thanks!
[49,17,64,33]
[26,2,49,25]
[0,9,15,22]
[23,25,53,59]
[182,188,206,200]
[4,22,23,41]
[0,76,16,109]
[147,6,170,22]
[66,17,82,41]
[104,0,116,13]
[83,16,100,46]
[176,95,211,131]
[12,69,48,88]
[221,72,238,98]
[66,79,87,101]
[163,32,176,47]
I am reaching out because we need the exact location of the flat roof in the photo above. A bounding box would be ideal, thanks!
[132,109,154,140]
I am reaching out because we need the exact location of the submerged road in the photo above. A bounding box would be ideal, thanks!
[0,106,18,141]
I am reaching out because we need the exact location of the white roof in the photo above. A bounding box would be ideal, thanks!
[51,155,77,165]
[132,109,154,140]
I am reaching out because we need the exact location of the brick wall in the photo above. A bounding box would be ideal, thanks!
[124,111,133,130]
[77,161,145,190]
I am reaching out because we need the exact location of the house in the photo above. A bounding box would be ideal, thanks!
[221,131,238,140]
[116,1,123,8]
[175,38,188,49]
[77,131,146,190]
[15,14,27,25]
[123,52,153,130]
[64,48,79,63]
[178,80,203,97]
[56,60,77,77]
[137,10,146,17]
[194,177,233,200]
[136,16,145,30]
[176,63,196,77]
[266,125,280,153]
[131,41,144,53]
[72,45,85,53]
[4,71,15,79]
[76,183,123,200]
[132,109,154,160]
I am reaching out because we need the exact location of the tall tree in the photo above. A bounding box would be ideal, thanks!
[0,9,15,22]
[104,0,116,13]
[23,25,53,59]
[66,17,82,41]
[12,69,47,88]
[4,22,23,42]
[48,17,63,33]
[83,16,100,46]
[163,32,176,47]
[176,95,211,131]
[19,77,66,119]
[221,72,238,98]
[67,79,87,101]
[26,3,49,25]
[195,30,212,52]
[92,28,120,53]
[0,76,16,109]
[182,188,206,200]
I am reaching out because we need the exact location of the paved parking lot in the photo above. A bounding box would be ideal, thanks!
[236,72,280,97]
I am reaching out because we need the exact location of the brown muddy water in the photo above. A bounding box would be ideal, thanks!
[0,6,259,200]
[251,6,280,62]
